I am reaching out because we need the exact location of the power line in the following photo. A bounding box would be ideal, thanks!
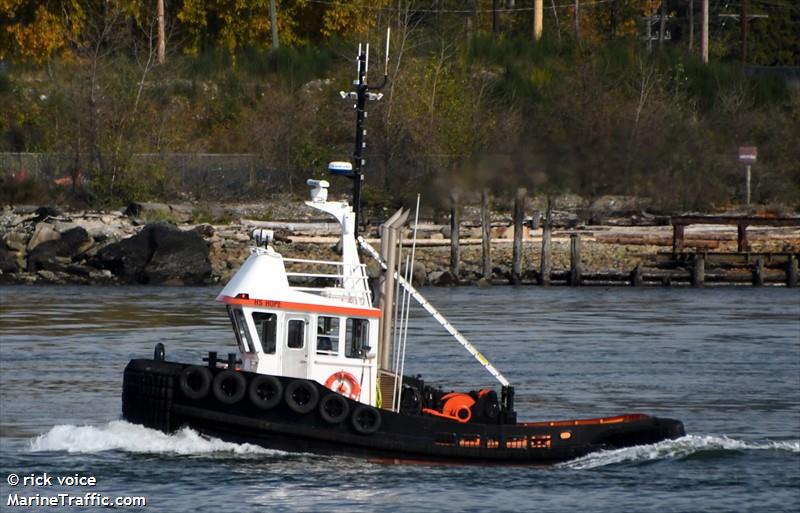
[304,0,620,14]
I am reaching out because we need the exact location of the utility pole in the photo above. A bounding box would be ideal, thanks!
[157,0,165,64]
[740,0,748,64]
[533,0,543,41]
[270,0,279,49]
[493,0,500,41]
[658,1,667,48]
[720,9,767,63]
[701,0,709,63]
[574,0,580,44]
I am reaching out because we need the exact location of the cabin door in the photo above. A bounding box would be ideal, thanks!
[282,315,309,378]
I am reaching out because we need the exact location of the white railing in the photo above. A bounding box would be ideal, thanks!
[283,257,372,306]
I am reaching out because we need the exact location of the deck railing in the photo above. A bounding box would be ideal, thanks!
[283,257,372,306]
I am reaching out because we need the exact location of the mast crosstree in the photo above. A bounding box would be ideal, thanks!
[338,30,391,236]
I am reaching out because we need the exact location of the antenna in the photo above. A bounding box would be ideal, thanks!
[334,28,392,237]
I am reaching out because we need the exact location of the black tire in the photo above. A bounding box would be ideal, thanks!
[179,366,212,400]
[319,393,350,424]
[285,380,319,414]
[351,405,382,435]
[212,370,247,405]
[248,375,283,410]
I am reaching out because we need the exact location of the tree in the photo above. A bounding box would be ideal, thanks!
[0,0,86,61]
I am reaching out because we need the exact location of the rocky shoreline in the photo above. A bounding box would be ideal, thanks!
[1,203,798,287]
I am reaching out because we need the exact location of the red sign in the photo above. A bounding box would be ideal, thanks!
[739,146,757,164]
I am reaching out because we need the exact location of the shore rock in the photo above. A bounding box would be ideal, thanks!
[28,227,93,271]
[428,270,458,286]
[32,206,62,222]
[91,223,211,285]
[0,239,20,273]
[145,224,211,285]
[28,222,60,251]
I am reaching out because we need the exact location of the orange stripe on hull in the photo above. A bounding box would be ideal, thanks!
[522,413,650,428]
[220,295,382,318]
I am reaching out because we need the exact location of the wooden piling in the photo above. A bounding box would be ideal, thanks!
[752,257,764,286]
[539,197,552,286]
[692,254,705,287]
[481,189,491,279]
[787,256,798,288]
[569,234,582,286]
[737,223,750,252]
[449,193,460,276]
[672,224,685,253]
[630,264,643,287]
[511,187,526,285]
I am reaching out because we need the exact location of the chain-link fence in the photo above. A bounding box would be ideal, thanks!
[0,152,289,202]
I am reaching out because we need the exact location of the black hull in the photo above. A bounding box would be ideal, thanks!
[122,359,685,464]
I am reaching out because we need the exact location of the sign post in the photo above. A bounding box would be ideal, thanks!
[738,146,757,205]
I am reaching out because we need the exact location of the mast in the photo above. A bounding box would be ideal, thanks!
[339,30,390,235]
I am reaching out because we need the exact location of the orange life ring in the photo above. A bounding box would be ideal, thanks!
[325,371,361,400]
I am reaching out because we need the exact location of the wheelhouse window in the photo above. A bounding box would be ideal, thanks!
[345,318,369,359]
[252,312,277,354]
[287,319,305,349]
[316,316,340,355]
[227,305,254,353]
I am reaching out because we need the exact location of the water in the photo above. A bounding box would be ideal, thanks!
[1,285,798,512]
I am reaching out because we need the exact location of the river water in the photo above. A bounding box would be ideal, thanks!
[0,285,798,512]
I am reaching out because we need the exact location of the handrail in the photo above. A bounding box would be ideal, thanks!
[285,271,370,280]
[282,253,372,305]
[283,257,367,268]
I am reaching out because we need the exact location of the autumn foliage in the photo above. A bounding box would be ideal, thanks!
[1,1,798,210]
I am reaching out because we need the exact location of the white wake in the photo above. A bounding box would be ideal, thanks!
[29,420,279,456]
[558,434,800,470]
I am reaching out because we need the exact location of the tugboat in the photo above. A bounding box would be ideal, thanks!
[122,39,685,464]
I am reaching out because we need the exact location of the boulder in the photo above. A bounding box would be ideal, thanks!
[411,261,426,287]
[3,231,28,253]
[0,239,20,273]
[13,205,38,215]
[144,224,211,285]
[428,269,458,286]
[28,222,60,251]
[28,227,93,271]
[91,229,153,282]
[32,206,62,222]
[91,223,211,285]
[78,218,127,243]
[194,223,215,238]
